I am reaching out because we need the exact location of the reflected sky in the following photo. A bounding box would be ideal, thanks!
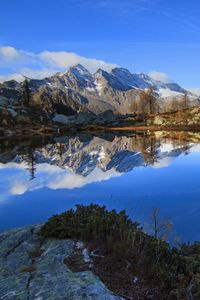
[0,134,200,242]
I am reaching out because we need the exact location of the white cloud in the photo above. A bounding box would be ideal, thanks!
[0,46,21,60]
[10,182,28,195]
[0,162,27,170]
[0,68,59,83]
[148,71,172,83]
[40,50,116,73]
[48,167,121,190]
[188,88,200,96]
[0,73,24,82]
[0,46,116,82]
[0,161,121,196]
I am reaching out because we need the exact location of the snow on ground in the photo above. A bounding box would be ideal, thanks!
[158,88,183,98]
[86,87,96,92]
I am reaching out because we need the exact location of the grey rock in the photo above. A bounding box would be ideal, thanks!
[0,226,123,300]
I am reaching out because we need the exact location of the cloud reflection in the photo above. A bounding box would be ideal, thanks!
[0,162,121,197]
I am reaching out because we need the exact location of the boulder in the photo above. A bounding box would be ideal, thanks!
[0,226,123,300]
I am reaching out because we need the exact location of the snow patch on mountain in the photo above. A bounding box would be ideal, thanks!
[86,87,96,92]
[158,88,183,98]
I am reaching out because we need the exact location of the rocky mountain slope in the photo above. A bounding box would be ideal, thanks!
[0,64,199,122]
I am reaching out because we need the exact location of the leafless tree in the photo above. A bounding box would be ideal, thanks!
[139,87,159,115]
[183,92,190,109]
[150,208,173,241]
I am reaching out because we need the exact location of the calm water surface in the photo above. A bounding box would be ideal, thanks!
[0,133,200,242]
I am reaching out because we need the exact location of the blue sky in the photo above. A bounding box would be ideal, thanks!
[1,0,200,87]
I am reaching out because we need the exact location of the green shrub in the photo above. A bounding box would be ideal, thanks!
[40,205,184,286]
[40,204,200,297]
[40,204,139,256]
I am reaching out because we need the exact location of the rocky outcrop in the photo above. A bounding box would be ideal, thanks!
[0,225,123,300]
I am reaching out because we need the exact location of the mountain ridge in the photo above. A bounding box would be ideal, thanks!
[0,64,199,124]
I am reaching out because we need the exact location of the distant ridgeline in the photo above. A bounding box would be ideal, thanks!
[0,64,200,130]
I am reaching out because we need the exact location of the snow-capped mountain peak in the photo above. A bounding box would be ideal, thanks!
[1,63,199,117]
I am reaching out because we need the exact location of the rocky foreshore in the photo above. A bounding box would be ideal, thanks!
[0,225,122,300]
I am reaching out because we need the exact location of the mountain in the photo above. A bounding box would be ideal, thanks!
[0,64,199,123]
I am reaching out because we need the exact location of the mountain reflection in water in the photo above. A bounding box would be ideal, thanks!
[0,132,200,242]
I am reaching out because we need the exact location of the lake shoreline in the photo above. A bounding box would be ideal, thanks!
[1,124,200,139]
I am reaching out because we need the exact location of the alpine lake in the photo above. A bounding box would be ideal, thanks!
[0,131,200,244]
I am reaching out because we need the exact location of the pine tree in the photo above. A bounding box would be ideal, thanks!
[24,148,36,180]
[22,78,32,107]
